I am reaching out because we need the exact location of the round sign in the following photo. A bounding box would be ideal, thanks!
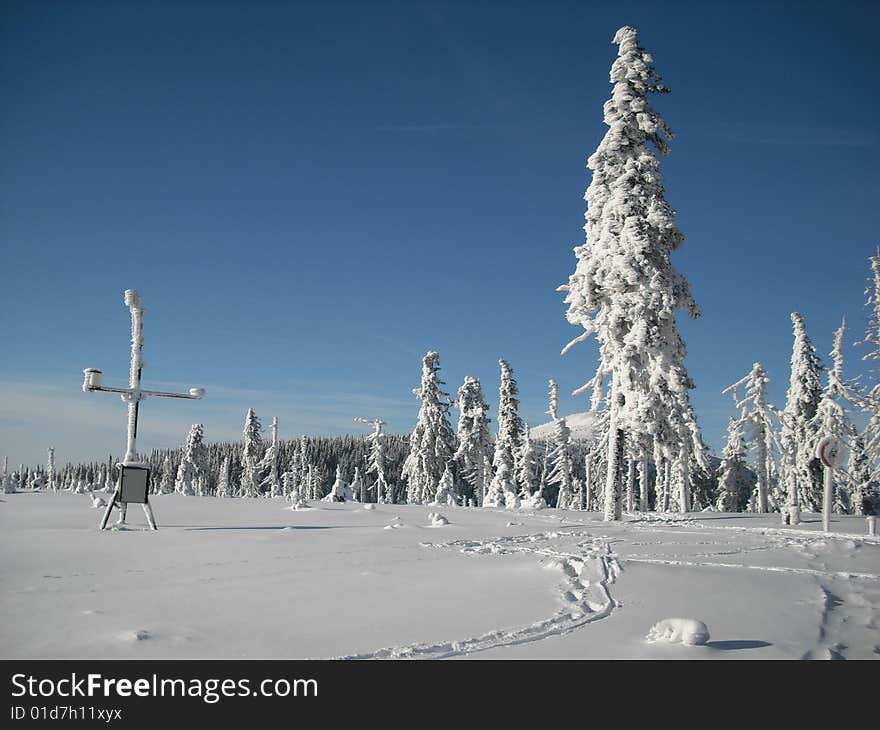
[814,436,844,468]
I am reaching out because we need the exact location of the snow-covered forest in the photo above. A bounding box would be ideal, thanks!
[2,21,878,665]
[4,26,878,526]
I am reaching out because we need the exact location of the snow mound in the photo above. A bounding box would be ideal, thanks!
[427,512,449,527]
[90,496,107,509]
[363,504,376,510]
[646,618,710,646]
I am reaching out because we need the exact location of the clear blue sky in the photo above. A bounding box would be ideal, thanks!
[2,0,878,466]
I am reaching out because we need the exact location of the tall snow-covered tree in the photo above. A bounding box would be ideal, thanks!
[559,26,701,522]
[403,352,457,505]
[175,423,207,496]
[323,464,352,502]
[716,417,752,512]
[347,466,360,502]
[454,376,493,507]
[860,249,880,481]
[780,312,823,513]
[496,359,524,485]
[813,319,860,512]
[356,418,390,503]
[259,416,282,498]
[2,458,15,494]
[158,455,175,494]
[216,456,232,498]
[546,381,574,509]
[433,463,457,506]
[515,425,540,499]
[723,363,776,513]
[240,408,263,498]
[849,434,872,515]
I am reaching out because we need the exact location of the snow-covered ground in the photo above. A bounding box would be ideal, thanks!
[1,492,878,659]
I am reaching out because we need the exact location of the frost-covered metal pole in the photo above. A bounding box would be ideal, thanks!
[124,289,145,464]
[82,289,205,530]
[83,290,205,466]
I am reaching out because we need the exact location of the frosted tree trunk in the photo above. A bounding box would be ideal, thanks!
[584,456,591,511]
[604,378,623,521]
[679,444,691,513]
[638,456,649,512]
[626,453,636,512]
[756,430,769,513]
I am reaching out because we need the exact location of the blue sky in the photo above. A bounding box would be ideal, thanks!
[2,0,878,466]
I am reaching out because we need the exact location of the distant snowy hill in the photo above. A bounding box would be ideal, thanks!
[530,412,597,442]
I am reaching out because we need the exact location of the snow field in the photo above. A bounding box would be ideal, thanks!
[1,493,877,660]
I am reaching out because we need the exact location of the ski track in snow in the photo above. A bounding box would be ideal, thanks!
[621,556,880,583]
[331,529,621,660]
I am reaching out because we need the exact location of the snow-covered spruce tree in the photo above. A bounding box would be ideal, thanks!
[716,417,752,512]
[307,463,329,500]
[297,436,309,493]
[403,352,457,505]
[780,313,823,513]
[496,359,524,488]
[259,416,282,498]
[2,464,15,493]
[356,419,389,503]
[515,425,540,499]
[483,458,519,509]
[350,466,364,502]
[433,463,457,506]
[549,418,574,509]
[158,455,175,494]
[560,26,701,522]
[723,364,776,513]
[323,464,352,502]
[239,408,263,498]
[849,434,872,515]
[306,464,319,501]
[216,456,232,498]
[860,249,880,481]
[546,380,574,509]
[813,319,860,512]
[454,375,493,507]
[175,423,207,496]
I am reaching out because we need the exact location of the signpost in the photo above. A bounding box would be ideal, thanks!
[814,435,844,533]
[83,290,205,530]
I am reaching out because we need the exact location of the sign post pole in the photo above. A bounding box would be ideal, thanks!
[814,435,843,534]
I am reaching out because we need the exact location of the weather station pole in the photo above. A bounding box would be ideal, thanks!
[83,289,205,530]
